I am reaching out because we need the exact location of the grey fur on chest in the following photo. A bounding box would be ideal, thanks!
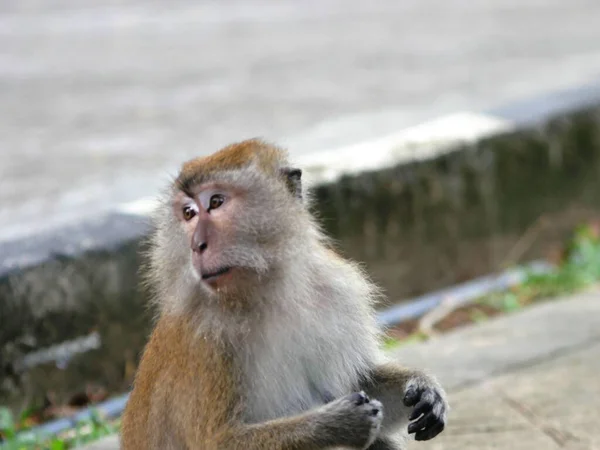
[241,341,360,423]
[236,278,382,425]
[238,322,374,423]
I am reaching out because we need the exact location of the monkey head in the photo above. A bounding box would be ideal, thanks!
[148,139,306,306]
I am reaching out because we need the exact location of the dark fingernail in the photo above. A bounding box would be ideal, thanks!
[351,392,368,405]
[404,388,418,405]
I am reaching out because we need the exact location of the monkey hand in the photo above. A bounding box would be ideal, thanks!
[323,391,383,449]
[403,375,448,441]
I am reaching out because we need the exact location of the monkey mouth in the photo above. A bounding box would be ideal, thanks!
[201,267,232,281]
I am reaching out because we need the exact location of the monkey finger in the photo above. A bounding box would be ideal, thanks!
[349,391,370,406]
[403,387,420,407]
[408,399,433,421]
[407,411,438,434]
[414,421,445,441]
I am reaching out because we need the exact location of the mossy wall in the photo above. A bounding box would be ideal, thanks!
[1,105,600,410]
[0,243,151,411]
[313,108,600,303]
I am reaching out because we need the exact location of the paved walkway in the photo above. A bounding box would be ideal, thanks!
[82,287,600,449]
[3,0,600,240]
[392,287,600,450]
[418,343,600,449]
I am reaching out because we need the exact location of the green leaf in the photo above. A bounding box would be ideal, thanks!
[50,439,66,450]
[501,293,521,312]
[0,407,16,438]
[18,406,38,424]
[382,336,401,350]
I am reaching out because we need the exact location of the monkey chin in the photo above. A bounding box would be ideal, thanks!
[200,266,234,291]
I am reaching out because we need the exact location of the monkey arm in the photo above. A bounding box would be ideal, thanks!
[360,362,448,442]
[215,413,333,450]
[213,392,382,450]
[367,436,400,450]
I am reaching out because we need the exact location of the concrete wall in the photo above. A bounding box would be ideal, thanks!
[314,108,600,301]
[0,216,151,410]
[2,97,600,411]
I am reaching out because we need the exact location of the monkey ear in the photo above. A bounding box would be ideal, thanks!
[280,167,302,200]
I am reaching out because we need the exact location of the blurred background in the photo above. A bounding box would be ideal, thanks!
[1,0,600,448]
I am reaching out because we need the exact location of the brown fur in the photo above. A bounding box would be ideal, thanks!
[120,315,236,449]
[176,138,285,194]
[121,314,367,450]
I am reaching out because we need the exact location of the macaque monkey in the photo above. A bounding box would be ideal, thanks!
[121,139,448,449]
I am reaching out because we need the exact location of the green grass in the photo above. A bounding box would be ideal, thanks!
[0,407,120,450]
[483,222,600,312]
[382,332,427,350]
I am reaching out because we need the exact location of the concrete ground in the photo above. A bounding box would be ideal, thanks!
[3,0,600,241]
[393,287,600,450]
[82,287,600,449]
[416,344,600,450]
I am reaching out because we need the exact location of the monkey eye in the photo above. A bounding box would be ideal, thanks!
[208,194,225,211]
[198,191,226,212]
[182,205,197,221]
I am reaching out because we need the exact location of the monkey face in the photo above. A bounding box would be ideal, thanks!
[148,141,306,309]
[171,177,291,294]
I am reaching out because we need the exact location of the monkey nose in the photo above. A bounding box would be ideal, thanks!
[191,223,208,253]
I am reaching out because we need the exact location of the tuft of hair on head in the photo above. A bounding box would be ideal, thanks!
[174,138,298,196]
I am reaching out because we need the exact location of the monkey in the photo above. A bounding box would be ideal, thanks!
[120,138,448,450]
